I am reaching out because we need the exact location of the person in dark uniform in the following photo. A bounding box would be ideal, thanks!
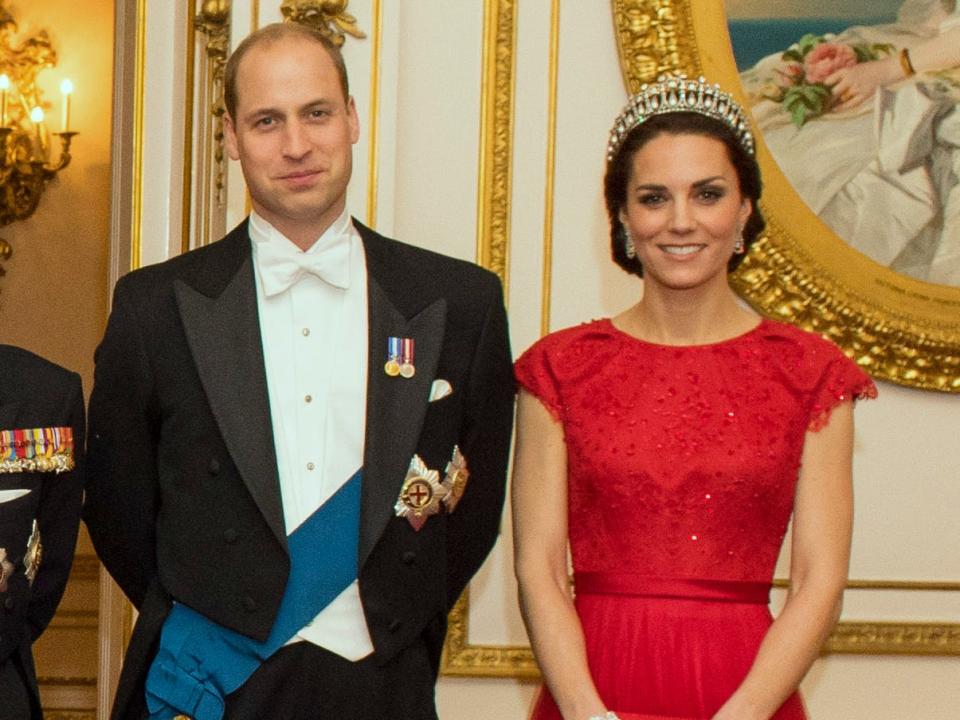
[84,21,513,720]
[0,345,84,720]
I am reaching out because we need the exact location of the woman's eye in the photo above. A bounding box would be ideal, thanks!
[698,187,724,201]
[638,194,665,206]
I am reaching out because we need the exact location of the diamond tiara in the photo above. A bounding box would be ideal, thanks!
[606,74,755,162]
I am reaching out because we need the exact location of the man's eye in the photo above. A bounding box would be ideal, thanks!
[256,116,274,127]
[309,109,329,119]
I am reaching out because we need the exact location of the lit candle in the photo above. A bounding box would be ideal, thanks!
[60,78,73,132]
[0,74,9,128]
[30,106,44,159]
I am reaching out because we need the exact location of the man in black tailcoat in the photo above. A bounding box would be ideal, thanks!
[84,21,514,720]
[0,345,84,720]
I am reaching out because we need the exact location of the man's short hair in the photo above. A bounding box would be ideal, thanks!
[223,22,350,120]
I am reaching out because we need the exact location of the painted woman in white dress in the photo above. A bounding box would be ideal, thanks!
[739,0,960,285]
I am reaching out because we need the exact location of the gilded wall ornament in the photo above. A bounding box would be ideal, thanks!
[194,0,231,204]
[280,0,366,46]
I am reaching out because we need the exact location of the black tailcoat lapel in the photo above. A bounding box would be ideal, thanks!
[358,228,447,567]
[170,221,448,563]
[173,234,286,549]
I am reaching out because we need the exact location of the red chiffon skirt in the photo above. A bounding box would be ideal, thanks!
[529,576,807,720]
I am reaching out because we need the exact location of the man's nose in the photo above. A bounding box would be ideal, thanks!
[281,121,311,159]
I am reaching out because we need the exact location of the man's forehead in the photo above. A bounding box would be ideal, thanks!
[238,35,334,73]
[233,38,340,110]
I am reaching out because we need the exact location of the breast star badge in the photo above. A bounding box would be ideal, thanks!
[441,446,469,513]
[394,454,443,531]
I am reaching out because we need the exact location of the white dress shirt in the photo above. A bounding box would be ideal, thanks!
[250,208,374,661]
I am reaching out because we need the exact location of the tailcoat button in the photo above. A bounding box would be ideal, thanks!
[209,459,221,475]
[401,551,416,565]
[388,619,402,633]
[223,528,238,543]
[242,596,257,612]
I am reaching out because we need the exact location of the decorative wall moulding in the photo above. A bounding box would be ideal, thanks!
[280,0,366,45]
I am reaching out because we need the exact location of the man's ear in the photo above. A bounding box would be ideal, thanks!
[223,113,241,161]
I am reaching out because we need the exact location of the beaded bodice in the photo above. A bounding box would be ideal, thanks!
[515,318,876,584]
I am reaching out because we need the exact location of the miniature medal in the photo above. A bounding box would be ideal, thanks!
[399,338,416,378]
[441,445,469,513]
[384,337,402,376]
[394,454,443,531]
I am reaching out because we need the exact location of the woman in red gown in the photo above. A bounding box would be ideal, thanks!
[512,75,876,720]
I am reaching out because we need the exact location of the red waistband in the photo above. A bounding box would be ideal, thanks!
[574,573,771,604]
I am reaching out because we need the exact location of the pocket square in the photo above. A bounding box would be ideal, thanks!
[429,379,453,402]
[0,489,31,504]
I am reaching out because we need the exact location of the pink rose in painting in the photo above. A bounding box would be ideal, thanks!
[804,43,857,84]
[773,61,804,88]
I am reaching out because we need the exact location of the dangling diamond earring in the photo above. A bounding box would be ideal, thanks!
[622,224,637,259]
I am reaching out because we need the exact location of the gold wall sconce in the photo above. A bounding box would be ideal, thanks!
[0,2,78,270]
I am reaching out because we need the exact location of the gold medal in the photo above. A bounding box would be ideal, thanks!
[384,359,401,376]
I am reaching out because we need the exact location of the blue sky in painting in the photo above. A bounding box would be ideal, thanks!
[728,16,897,69]
[725,0,904,69]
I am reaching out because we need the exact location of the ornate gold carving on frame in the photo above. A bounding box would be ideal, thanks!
[194,0,231,211]
[280,0,366,46]
[611,0,960,391]
[443,592,538,678]
[364,0,383,228]
[825,622,960,655]
[611,0,697,90]
[474,0,515,289]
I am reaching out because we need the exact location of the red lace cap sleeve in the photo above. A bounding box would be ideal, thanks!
[808,344,878,432]
[514,335,564,421]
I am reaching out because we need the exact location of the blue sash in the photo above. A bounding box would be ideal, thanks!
[145,469,362,720]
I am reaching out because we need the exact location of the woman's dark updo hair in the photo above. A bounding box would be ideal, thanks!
[603,111,765,277]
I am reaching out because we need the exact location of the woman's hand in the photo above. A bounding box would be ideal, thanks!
[826,56,902,112]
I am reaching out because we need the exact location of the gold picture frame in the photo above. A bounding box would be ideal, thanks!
[612,0,960,393]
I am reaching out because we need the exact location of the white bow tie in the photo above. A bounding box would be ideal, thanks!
[256,236,351,296]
